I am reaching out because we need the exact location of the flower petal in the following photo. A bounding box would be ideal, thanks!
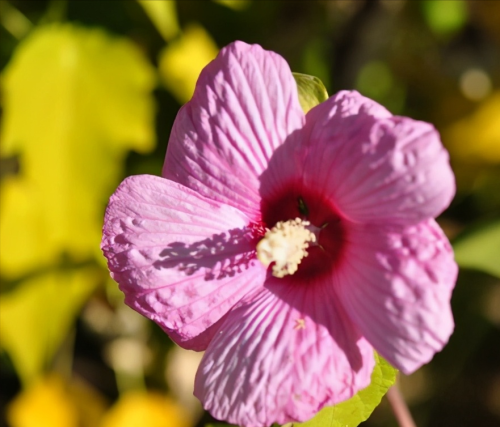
[262,91,455,226]
[194,283,374,427]
[101,175,266,350]
[163,41,305,220]
[336,219,457,374]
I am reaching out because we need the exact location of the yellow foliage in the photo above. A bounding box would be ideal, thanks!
[158,24,218,104]
[0,268,101,385]
[7,375,78,427]
[138,0,179,42]
[213,0,251,10]
[0,24,156,278]
[99,391,192,427]
[443,92,500,164]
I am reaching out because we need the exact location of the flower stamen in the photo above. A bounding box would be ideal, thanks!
[256,218,316,278]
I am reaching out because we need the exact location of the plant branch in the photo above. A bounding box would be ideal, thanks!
[387,384,417,427]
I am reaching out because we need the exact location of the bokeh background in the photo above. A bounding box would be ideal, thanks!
[0,1,499,426]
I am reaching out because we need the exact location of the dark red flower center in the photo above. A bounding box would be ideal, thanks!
[260,184,346,283]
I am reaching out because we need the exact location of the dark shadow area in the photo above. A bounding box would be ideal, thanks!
[153,225,262,281]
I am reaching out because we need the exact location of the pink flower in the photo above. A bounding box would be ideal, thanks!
[101,42,457,427]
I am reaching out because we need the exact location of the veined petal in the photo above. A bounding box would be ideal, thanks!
[163,41,305,220]
[195,284,374,427]
[267,91,455,226]
[336,219,457,374]
[101,175,266,350]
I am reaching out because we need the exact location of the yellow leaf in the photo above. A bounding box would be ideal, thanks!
[158,24,218,104]
[138,0,179,42]
[0,177,57,277]
[213,0,251,10]
[0,267,101,385]
[0,24,156,278]
[0,1,32,39]
[443,91,500,164]
[7,374,78,427]
[99,391,191,427]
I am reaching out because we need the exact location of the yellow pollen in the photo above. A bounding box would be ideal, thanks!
[294,318,306,330]
[256,218,316,278]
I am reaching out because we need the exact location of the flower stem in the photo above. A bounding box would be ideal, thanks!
[386,384,417,427]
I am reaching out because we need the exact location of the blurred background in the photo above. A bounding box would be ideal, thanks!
[0,1,499,426]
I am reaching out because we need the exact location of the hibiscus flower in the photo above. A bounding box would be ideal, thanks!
[101,41,457,427]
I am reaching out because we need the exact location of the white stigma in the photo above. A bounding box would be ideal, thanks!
[256,218,316,278]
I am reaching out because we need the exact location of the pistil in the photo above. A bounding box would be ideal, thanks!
[256,218,316,278]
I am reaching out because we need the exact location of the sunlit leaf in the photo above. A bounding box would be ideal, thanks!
[293,72,328,114]
[421,0,467,36]
[7,374,78,427]
[443,92,500,164]
[296,354,397,427]
[100,391,191,427]
[213,0,251,10]
[0,177,56,278]
[454,220,500,279]
[138,0,179,41]
[158,24,218,104]
[0,24,156,278]
[0,268,101,385]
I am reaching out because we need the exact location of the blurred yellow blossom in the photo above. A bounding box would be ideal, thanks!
[7,375,78,427]
[99,391,192,427]
[0,24,156,278]
[158,24,218,104]
[443,92,500,164]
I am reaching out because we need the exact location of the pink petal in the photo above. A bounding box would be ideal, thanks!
[263,91,455,226]
[336,219,457,374]
[194,283,374,427]
[163,41,305,221]
[101,175,267,350]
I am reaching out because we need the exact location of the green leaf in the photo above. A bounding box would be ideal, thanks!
[421,0,467,36]
[443,92,500,164]
[356,61,393,100]
[355,61,406,114]
[293,72,328,114]
[0,24,156,278]
[453,220,500,278]
[296,354,397,427]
